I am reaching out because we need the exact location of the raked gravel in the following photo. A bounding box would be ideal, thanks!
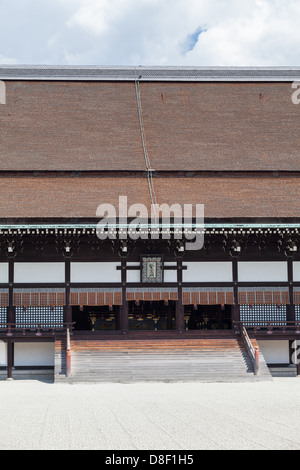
[0,377,299,450]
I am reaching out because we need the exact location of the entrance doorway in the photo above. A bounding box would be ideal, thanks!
[128,300,176,331]
[72,306,120,331]
[184,305,232,330]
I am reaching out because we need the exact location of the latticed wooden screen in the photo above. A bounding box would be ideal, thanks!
[0,307,7,328]
[240,305,287,327]
[295,305,300,322]
[15,306,64,328]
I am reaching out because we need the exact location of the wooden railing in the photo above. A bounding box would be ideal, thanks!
[0,322,75,337]
[237,321,300,335]
[234,322,259,375]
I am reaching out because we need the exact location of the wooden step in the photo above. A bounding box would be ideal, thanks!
[55,336,273,383]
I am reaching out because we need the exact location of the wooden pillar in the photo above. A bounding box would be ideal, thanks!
[7,339,13,380]
[167,304,173,330]
[232,258,240,325]
[289,340,295,366]
[64,259,72,324]
[176,256,184,332]
[297,361,300,377]
[7,259,14,380]
[120,257,128,333]
[217,306,223,330]
[287,258,295,322]
[8,258,15,324]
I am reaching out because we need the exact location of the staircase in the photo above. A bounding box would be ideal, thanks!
[55,332,272,383]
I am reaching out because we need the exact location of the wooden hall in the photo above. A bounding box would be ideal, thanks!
[0,65,300,382]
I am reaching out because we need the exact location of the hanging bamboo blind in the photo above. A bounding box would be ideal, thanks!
[13,288,66,307]
[126,288,178,302]
[69,288,122,306]
[238,287,289,305]
[182,288,234,306]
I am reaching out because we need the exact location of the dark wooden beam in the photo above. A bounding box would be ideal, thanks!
[176,257,185,332]
[120,257,128,333]
[7,339,13,380]
[288,258,295,322]
[64,259,72,324]
[232,258,240,323]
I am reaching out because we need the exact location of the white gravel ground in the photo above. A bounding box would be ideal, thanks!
[0,378,299,450]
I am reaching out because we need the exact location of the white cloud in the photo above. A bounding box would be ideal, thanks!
[0,0,299,65]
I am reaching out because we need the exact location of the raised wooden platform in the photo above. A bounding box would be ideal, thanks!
[55,331,272,383]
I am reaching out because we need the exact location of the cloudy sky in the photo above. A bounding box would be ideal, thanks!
[0,0,300,66]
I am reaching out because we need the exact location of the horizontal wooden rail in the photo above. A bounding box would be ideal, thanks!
[234,321,300,335]
[0,322,75,337]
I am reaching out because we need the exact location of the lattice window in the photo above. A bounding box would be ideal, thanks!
[240,305,287,327]
[0,307,7,329]
[15,306,64,329]
[295,305,300,322]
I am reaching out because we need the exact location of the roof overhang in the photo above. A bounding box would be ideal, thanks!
[1,65,300,82]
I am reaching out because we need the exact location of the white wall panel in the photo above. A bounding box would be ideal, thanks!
[126,263,140,283]
[238,262,288,282]
[14,343,54,367]
[293,262,300,282]
[164,263,177,283]
[71,262,121,283]
[14,263,65,283]
[183,262,232,283]
[258,340,289,365]
[0,341,6,366]
[0,263,8,283]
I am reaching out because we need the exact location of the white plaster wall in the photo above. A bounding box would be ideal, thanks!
[71,262,121,283]
[14,263,65,283]
[0,264,8,283]
[258,340,289,365]
[238,262,288,282]
[14,343,55,367]
[293,262,300,282]
[0,341,7,366]
[164,263,177,283]
[183,262,232,283]
[126,263,140,283]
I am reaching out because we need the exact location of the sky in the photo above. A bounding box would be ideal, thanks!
[0,0,300,66]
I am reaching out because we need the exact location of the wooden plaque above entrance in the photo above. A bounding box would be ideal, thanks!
[141,256,163,283]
